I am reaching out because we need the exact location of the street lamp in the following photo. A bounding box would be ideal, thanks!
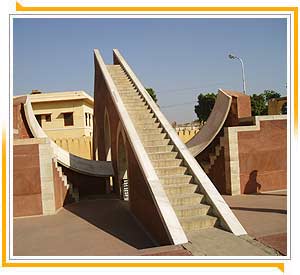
[228,54,246,94]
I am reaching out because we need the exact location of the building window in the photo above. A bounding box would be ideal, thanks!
[35,115,42,127]
[88,113,91,127]
[63,112,74,126]
[45,114,51,122]
[85,113,88,126]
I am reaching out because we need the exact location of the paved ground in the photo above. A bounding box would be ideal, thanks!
[223,190,287,255]
[14,198,156,256]
[184,228,278,256]
[14,191,287,256]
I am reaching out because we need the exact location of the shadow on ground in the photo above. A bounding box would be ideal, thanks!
[230,206,287,215]
[64,198,156,250]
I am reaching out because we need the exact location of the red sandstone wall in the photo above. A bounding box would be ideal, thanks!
[238,120,287,193]
[224,91,251,127]
[13,97,33,139]
[13,144,43,216]
[205,148,227,194]
[127,144,171,245]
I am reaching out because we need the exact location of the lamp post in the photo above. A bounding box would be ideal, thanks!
[228,54,246,94]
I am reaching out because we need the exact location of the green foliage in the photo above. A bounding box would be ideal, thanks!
[250,90,282,116]
[263,90,281,102]
[146,88,158,103]
[194,93,217,122]
[250,93,267,116]
[194,90,282,119]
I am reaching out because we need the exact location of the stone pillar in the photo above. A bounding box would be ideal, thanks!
[38,142,56,215]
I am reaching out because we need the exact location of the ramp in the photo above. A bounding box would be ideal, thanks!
[95,48,247,243]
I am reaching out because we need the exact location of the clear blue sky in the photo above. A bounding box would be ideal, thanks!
[13,18,287,123]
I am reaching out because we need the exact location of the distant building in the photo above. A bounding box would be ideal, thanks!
[174,121,202,143]
[268,97,287,115]
[14,90,94,159]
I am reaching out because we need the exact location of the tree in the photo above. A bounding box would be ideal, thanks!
[146,88,158,103]
[250,90,281,116]
[250,93,267,116]
[263,90,281,102]
[194,93,216,122]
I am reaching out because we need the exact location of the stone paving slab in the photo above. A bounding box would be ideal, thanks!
[256,233,287,256]
[13,199,155,256]
[183,228,278,256]
[222,190,287,255]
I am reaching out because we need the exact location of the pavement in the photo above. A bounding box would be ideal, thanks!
[183,228,278,256]
[223,190,287,255]
[13,190,287,256]
[14,198,156,256]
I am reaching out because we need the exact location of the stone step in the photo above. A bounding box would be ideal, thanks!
[122,95,141,101]
[174,203,211,218]
[179,215,218,231]
[119,88,142,98]
[215,144,221,156]
[118,89,138,94]
[144,144,174,153]
[148,151,178,161]
[220,136,225,147]
[132,116,157,124]
[123,96,145,102]
[135,121,161,129]
[125,101,148,109]
[200,160,210,173]
[110,75,128,80]
[122,98,147,104]
[135,126,163,135]
[140,132,167,141]
[62,175,68,187]
[107,69,124,74]
[113,78,133,83]
[115,83,135,88]
[155,166,187,176]
[159,174,193,185]
[143,138,170,147]
[209,153,217,166]
[109,73,127,78]
[57,166,63,177]
[169,193,204,206]
[128,111,155,119]
[164,183,197,196]
[125,103,149,110]
[126,105,151,112]
[151,158,182,168]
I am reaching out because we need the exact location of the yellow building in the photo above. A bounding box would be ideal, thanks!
[14,90,94,159]
[174,122,202,143]
[28,90,94,139]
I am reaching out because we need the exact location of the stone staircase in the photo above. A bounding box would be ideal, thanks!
[107,64,219,233]
[53,158,79,203]
[200,137,225,174]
